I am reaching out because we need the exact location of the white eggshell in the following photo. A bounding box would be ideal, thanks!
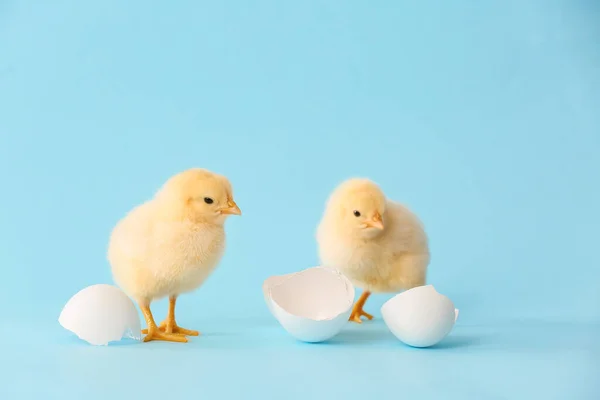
[58,284,142,345]
[381,285,457,348]
[264,266,355,343]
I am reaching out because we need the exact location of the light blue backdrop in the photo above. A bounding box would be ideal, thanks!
[1,1,599,399]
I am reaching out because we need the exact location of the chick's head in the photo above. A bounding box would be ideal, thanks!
[156,168,241,224]
[326,178,386,239]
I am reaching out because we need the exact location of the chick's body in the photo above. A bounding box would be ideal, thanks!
[108,201,225,303]
[316,178,429,323]
[108,168,241,342]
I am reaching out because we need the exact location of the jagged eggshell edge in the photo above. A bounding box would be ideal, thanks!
[263,266,355,342]
[380,285,457,347]
[58,284,142,346]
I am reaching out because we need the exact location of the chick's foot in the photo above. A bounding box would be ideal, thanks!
[143,296,200,336]
[142,321,200,336]
[139,303,188,343]
[348,291,373,324]
[349,308,374,323]
[143,327,188,343]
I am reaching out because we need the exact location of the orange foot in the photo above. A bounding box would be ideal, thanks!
[142,321,200,336]
[348,291,373,324]
[143,326,188,343]
[138,303,193,343]
[349,308,374,324]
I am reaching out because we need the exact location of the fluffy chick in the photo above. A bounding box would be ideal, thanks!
[108,168,241,342]
[316,178,429,323]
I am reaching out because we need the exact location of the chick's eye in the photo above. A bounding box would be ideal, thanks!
[353,210,361,217]
[204,197,214,204]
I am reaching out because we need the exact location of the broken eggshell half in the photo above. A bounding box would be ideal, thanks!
[58,284,142,345]
[381,284,458,348]
[263,266,355,343]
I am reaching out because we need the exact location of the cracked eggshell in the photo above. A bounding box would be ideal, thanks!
[381,285,457,348]
[58,284,142,345]
[262,274,289,315]
[264,266,355,343]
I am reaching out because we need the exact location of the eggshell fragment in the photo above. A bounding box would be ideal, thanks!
[381,285,457,348]
[58,284,142,345]
[264,266,355,342]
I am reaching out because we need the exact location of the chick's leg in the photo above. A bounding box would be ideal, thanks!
[140,303,187,343]
[349,291,373,323]
[143,296,200,336]
[163,296,200,336]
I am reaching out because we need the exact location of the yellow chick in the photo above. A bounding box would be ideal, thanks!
[107,168,241,342]
[316,178,429,323]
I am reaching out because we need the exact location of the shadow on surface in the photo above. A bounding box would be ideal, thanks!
[327,327,397,345]
[425,334,484,349]
[56,334,143,347]
[329,331,485,350]
[326,321,486,350]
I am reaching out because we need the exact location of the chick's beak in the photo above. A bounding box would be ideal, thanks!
[365,212,384,230]
[220,200,242,215]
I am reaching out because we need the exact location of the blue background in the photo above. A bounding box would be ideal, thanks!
[1,0,599,399]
